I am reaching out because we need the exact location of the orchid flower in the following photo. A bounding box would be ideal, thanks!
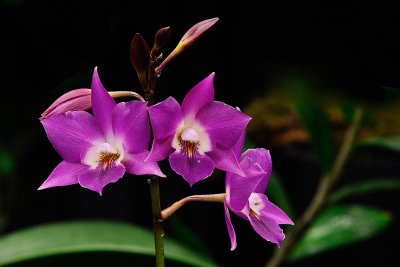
[147,73,251,186]
[224,135,293,250]
[39,68,164,195]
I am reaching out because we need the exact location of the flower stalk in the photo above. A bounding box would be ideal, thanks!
[161,193,225,221]
[149,176,165,267]
[146,44,165,267]
[265,107,364,267]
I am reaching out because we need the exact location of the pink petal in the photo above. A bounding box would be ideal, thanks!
[148,97,183,141]
[41,111,105,163]
[41,89,92,119]
[257,194,294,225]
[248,207,286,247]
[78,164,126,195]
[91,67,116,137]
[169,151,215,186]
[112,101,150,154]
[196,101,251,149]
[224,198,237,251]
[232,131,246,159]
[146,138,175,162]
[38,161,87,190]
[225,160,266,212]
[240,149,272,194]
[207,148,244,176]
[181,73,215,117]
[124,151,165,177]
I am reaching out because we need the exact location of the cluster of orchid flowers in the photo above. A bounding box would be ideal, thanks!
[38,18,293,251]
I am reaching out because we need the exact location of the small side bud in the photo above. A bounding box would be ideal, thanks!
[155,17,219,74]
[41,89,91,119]
[130,33,150,90]
[41,90,145,120]
[151,26,171,57]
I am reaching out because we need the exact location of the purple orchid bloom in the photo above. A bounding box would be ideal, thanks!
[147,73,251,186]
[39,68,164,195]
[224,135,293,250]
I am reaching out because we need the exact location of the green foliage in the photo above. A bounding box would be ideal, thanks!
[2,0,24,6]
[168,217,212,259]
[290,205,392,261]
[0,221,217,267]
[297,103,335,172]
[266,173,295,218]
[0,149,15,176]
[330,179,400,203]
[360,136,400,152]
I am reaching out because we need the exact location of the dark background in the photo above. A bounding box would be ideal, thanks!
[0,1,399,266]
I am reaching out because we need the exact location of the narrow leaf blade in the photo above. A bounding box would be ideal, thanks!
[330,179,400,203]
[0,220,217,267]
[266,173,295,218]
[297,103,335,172]
[290,205,392,261]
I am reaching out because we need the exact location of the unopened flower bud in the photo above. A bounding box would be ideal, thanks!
[151,26,171,57]
[130,33,150,90]
[155,17,219,74]
[41,89,144,120]
[41,89,91,119]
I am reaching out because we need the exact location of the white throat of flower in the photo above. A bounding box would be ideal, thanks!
[248,193,265,220]
[172,120,212,158]
[83,141,125,169]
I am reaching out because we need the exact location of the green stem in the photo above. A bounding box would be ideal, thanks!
[265,107,364,267]
[146,54,165,267]
[149,176,165,267]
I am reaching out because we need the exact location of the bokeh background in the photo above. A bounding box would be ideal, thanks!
[1,1,399,266]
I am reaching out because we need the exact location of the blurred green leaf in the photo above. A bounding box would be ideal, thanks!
[330,179,400,203]
[290,205,391,261]
[0,149,15,176]
[266,173,295,218]
[169,217,211,258]
[0,221,217,267]
[297,103,335,172]
[2,0,24,6]
[383,86,400,101]
[360,137,400,152]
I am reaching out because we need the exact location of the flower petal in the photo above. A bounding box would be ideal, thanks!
[182,72,215,118]
[240,149,272,194]
[207,148,244,176]
[148,97,183,141]
[257,194,293,225]
[225,159,266,212]
[78,164,126,195]
[112,101,150,154]
[232,131,246,159]
[224,198,237,251]
[248,210,286,247]
[124,151,165,177]
[38,161,86,190]
[41,89,92,119]
[169,151,215,186]
[41,111,105,162]
[91,67,116,137]
[196,101,251,149]
[146,138,175,162]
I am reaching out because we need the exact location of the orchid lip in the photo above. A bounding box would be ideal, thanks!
[83,141,125,169]
[172,120,212,157]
